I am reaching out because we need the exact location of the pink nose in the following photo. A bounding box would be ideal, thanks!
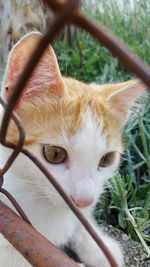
[71,196,94,208]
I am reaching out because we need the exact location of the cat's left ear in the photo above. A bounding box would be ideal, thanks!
[107,80,147,121]
[2,32,64,102]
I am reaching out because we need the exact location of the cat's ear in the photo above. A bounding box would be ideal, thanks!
[107,80,147,121]
[2,32,64,102]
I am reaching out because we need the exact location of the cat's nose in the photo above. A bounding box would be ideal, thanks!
[71,196,94,208]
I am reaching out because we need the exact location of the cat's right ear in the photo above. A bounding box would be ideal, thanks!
[2,32,64,103]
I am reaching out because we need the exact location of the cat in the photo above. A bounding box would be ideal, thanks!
[0,32,146,267]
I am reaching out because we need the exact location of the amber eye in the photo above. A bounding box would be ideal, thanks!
[99,152,116,168]
[43,145,67,164]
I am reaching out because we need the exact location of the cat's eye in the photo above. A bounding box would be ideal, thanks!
[43,145,67,164]
[99,151,116,168]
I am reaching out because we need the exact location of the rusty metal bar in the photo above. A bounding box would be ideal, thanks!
[0,188,32,225]
[0,200,79,267]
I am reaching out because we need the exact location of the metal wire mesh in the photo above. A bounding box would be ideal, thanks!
[0,1,150,267]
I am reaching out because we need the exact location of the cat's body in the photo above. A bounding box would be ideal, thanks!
[0,32,146,267]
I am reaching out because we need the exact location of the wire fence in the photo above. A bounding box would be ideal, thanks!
[0,1,150,267]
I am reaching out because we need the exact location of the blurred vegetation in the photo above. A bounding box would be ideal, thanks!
[54,0,150,253]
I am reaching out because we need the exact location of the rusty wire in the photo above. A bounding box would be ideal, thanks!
[46,0,150,87]
[0,0,150,267]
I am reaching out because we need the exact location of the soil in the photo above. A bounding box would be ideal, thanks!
[102,224,150,267]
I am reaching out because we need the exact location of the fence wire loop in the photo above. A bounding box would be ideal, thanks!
[0,98,25,176]
[0,0,150,267]
[0,170,4,187]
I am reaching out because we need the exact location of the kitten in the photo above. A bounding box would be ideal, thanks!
[0,32,146,267]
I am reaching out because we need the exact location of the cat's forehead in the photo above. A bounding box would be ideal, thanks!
[68,109,106,151]
[39,109,107,159]
[37,101,119,149]
[38,107,122,160]
[6,90,122,150]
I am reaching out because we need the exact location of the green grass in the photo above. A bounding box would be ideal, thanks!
[54,0,150,254]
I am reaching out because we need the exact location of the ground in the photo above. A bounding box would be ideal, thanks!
[102,224,150,267]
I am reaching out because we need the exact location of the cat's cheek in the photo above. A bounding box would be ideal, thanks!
[96,160,120,195]
[41,165,72,205]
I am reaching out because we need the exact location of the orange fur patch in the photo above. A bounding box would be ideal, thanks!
[2,78,129,153]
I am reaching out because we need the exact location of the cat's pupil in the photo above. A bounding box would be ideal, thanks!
[54,149,59,159]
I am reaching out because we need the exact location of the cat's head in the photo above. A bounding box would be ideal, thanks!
[1,32,146,209]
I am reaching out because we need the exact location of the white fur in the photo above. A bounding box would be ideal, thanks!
[0,110,124,266]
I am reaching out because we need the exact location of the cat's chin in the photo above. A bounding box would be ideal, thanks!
[46,196,95,212]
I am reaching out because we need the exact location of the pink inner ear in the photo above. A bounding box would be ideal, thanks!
[108,80,146,117]
[2,33,64,103]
